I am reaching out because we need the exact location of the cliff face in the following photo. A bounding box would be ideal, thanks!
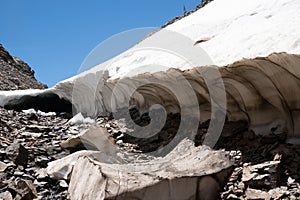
[0,44,47,90]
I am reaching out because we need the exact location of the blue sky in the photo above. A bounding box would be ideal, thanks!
[0,1,201,87]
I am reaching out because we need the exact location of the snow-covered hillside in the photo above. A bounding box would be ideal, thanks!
[88,0,300,79]
[167,0,300,65]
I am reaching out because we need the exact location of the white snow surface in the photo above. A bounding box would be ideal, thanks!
[165,0,300,66]
[81,0,300,80]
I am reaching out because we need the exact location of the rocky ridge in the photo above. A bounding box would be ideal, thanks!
[0,44,47,91]
[161,0,214,28]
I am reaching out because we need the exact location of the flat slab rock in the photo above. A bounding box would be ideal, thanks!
[47,137,233,200]
[245,188,289,200]
[242,160,281,189]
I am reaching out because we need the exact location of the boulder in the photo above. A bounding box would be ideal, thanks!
[62,139,233,200]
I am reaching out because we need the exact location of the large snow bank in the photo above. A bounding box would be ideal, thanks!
[0,0,300,141]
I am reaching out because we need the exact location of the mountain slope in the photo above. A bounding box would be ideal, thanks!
[166,0,300,65]
[0,44,47,90]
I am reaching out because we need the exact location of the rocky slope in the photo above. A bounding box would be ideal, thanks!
[0,44,47,91]
[0,102,299,199]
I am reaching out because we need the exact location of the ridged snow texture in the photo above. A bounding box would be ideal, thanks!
[1,53,299,138]
[68,53,300,138]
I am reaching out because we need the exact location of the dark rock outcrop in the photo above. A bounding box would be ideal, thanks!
[161,0,214,28]
[0,44,47,90]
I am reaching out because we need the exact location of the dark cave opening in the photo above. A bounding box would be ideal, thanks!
[3,92,72,113]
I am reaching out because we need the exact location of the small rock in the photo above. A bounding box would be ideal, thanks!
[21,132,42,138]
[273,153,282,161]
[0,191,13,200]
[35,156,49,167]
[13,171,24,176]
[226,193,239,200]
[59,180,68,188]
[237,182,244,190]
[8,178,38,200]
[68,113,95,125]
[235,155,242,161]
[35,168,48,179]
[116,133,124,140]
[116,140,123,145]
[111,130,121,137]
[28,113,39,121]
[26,124,51,132]
[288,177,295,185]
[290,195,297,200]
[33,180,47,186]
[5,142,28,167]
[0,161,7,172]
[268,187,289,199]
[245,188,269,199]
[229,151,237,157]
